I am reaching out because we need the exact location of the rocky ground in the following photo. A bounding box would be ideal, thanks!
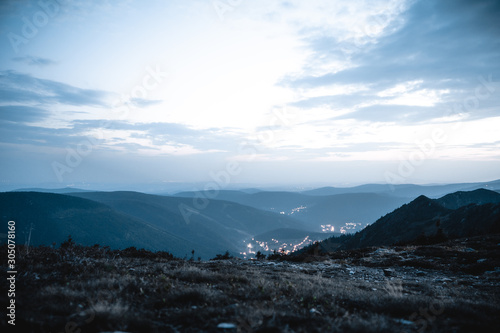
[2,235,500,332]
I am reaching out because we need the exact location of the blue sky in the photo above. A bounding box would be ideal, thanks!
[0,0,499,190]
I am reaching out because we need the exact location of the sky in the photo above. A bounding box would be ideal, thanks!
[0,0,499,191]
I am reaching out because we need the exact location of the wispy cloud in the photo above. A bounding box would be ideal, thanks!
[0,71,111,107]
[12,56,57,67]
[128,98,162,108]
[0,118,235,155]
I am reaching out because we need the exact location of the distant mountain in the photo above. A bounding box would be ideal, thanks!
[69,191,309,258]
[335,189,500,250]
[175,189,252,203]
[175,190,408,232]
[6,185,500,259]
[461,179,500,193]
[300,180,500,199]
[0,192,200,255]
[12,187,94,194]
[1,191,309,259]
[175,190,314,212]
[291,193,409,231]
[436,189,500,209]
[300,184,401,196]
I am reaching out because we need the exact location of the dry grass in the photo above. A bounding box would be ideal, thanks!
[1,239,499,332]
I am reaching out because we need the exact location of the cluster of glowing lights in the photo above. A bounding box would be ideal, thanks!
[340,222,363,234]
[320,224,335,232]
[290,206,307,214]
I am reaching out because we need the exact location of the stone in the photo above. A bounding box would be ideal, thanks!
[383,269,395,277]
[217,323,236,329]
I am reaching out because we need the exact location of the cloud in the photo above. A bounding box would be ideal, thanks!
[291,93,376,110]
[85,120,237,153]
[333,104,438,123]
[280,0,500,127]
[129,98,162,108]
[12,56,57,67]
[0,105,50,123]
[0,71,111,107]
[0,120,83,147]
[287,0,500,89]
[0,118,236,156]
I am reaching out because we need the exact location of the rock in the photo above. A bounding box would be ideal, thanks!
[477,259,487,263]
[373,248,394,255]
[383,269,395,277]
[434,277,452,283]
[416,271,426,276]
[396,319,414,325]
[310,308,322,315]
[217,323,237,329]
[484,269,500,275]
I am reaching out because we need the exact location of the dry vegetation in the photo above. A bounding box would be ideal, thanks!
[2,235,500,332]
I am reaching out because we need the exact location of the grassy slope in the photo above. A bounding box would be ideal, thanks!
[3,234,499,332]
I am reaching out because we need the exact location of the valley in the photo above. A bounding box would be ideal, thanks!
[3,180,500,259]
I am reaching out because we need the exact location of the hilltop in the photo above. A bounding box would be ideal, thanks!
[314,189,500,252]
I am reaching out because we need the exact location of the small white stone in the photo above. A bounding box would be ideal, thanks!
[217,323,236,329]
[397,319,415,325]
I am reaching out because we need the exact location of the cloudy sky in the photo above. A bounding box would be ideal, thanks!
[0,0,499,190]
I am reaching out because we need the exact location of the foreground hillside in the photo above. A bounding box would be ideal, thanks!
[2,235,499,332]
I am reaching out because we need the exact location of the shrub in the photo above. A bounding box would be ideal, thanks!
[211,251,233,260]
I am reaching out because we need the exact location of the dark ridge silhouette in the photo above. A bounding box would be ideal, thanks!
[334,190,500,250]
[436,188,500,209]
[0,191,196,254]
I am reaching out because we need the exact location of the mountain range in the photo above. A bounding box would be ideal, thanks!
[1,191,311,259]
[324,189,500,251]
[3,181,500,259]
[0,192,197,254]
[299,179,500,198]
[175,190,409,232]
